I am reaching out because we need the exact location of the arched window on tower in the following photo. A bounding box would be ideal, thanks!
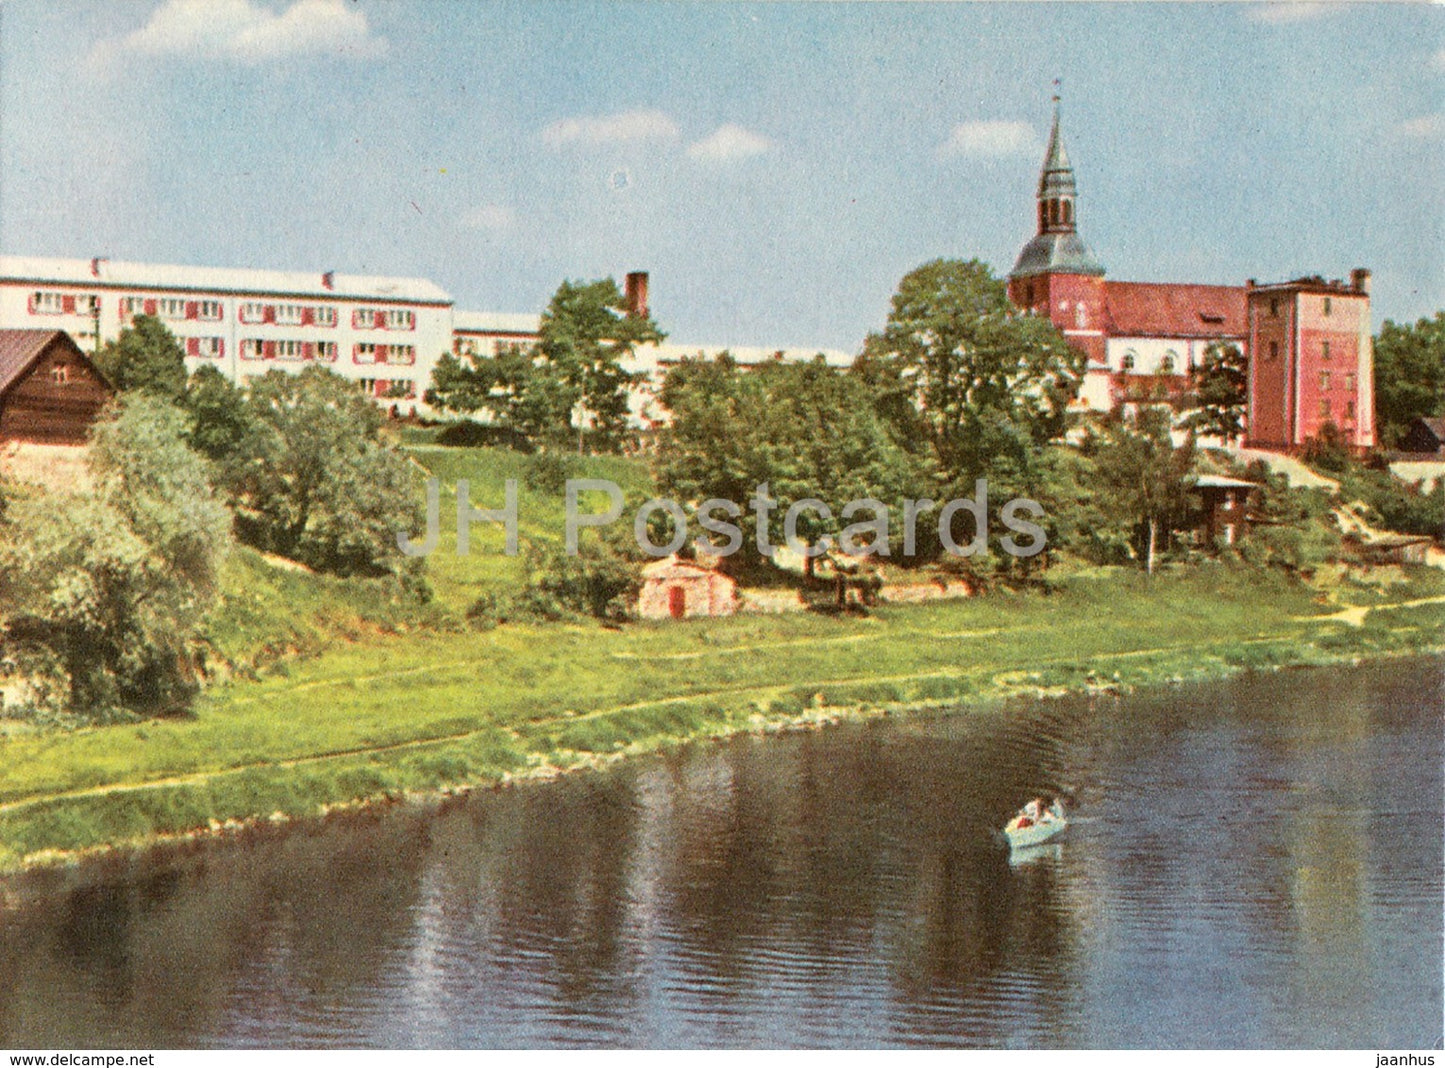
[1161,351,1178,374]
[1061,200,1072,226]
[1039,202,1048,231]
[1121,350,1137,372]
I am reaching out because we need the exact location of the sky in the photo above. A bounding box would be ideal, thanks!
[1,0,1441,353]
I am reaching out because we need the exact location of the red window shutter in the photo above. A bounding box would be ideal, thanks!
[374,311,385,329]
[376,344,388,362]
[185,301,198,320]
[301,307,314,326]
[263,305,276,324]
[217,339,224,358]
[26,293,36,314]
[264,341,276,359]
[62,295,76,314]
[143,299,157,315]
[186,337,199,356]
[376,380,388,397]
[303,342,314,360]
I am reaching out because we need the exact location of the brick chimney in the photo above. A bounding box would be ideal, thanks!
[1351,267,1370,295]
[625,271,649,318]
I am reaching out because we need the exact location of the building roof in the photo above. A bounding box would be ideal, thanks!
[1104,281,1247,339]
[640,556,732,582]
[453,310,542,336]
[1012,231,1105,278]
[0,329,84,396]
[1411,416,1445,442]
[1192,475,1257,489]
[632,342,854,372]
[0,255,452,306]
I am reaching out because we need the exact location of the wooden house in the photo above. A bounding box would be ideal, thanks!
[0,330,112,444]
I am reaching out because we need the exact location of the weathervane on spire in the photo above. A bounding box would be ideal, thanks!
[1052,77,1061,104]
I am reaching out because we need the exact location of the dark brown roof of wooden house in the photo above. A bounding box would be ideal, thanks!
[0,329,82,396]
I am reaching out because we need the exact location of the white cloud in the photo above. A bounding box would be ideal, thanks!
[1399,114,1445,139]
[459,203,514,232]
[1246,3,1332,25]
[91,0,386,69]
[938,119,1038,159]
[540,109,679,148]
[687,124,774,162]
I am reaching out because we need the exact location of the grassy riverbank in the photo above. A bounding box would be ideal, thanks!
[0,551,1441,872]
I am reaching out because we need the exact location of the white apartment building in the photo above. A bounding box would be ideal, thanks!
[1,257,853,426]
[0,256,454,412]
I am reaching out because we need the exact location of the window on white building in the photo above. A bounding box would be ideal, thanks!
[29,291,68,315]
[157,297,187,320]
[1160,352,1178,374]
[353,308,379,330]
[386,344,416,366]
[383,309,415,331]
[316,341,338,362]
[314,306,338,328]
[355,342,378,364]
[1121,351,1136,371]
[197,300,223,321]
[240,302,268,324]
[275,304,304,326]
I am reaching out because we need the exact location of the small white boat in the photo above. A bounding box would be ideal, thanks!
[1003,800,1068,850]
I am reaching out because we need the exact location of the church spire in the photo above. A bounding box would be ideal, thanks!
[1009,90,1104,279]
[1036,95,1078,232]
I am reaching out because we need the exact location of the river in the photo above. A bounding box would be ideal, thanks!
[0,657,1440,1048]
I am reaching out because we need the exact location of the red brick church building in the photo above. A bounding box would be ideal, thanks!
[1006,98,1374,450]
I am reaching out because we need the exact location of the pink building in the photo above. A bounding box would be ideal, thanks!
[1245,272,1375,451]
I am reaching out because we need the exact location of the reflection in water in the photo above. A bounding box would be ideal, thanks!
[0,658,1439,1048]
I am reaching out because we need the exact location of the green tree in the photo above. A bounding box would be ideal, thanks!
[96,314,187,399]
[1184,341,1248,445]
[223,366,422,576]
[182,364,253,463]
[862,258,1083,490]
[657,355,919,572]
[1373,312,1445,447]
[538,277,664,453]
[0,395,232,718]
[1090,406,1197,575]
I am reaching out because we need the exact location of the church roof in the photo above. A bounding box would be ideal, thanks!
[1103,281,1247,339]
[1012,231,1105,278]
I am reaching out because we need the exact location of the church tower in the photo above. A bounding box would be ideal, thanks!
[1008,96,1108,366]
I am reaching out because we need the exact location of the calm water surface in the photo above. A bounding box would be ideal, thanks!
[1,658,1440,1048]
